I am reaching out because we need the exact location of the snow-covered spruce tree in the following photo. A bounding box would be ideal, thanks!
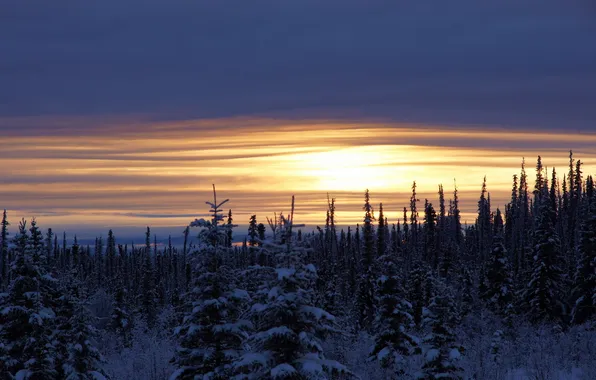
[489,329,504,365]
[458,268,474,319]
[420,287,464,380]
[235,197,355,379]
[369,249,419,376]
[248,215,259,249]
[138,251,158,330]
[109,278,133,349]
[481,209,514,316]
[53,273,78,377]
[1,209,9,290]
[257,223,266,247]
[56,276,108,379]
[0,219,58,379]
[0,326,7,378]
[570,175,596,325]
[227,209,235,248]
[522,185,565,325]
[62,307,107,380]
[356,189,376,331]
[407,262,426,330]
[171,185,249,380]
[171,258,250,379]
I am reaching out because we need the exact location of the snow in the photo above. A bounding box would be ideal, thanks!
[14,370,32,380]
[39,306,56,319]
[168,368,186,380]
[271,363,297,378]
[232,288,250,300]
[267,286,280,299]
[300,359,323,375]
[301,305,335,321]
[233,352,269,368]
[29,312,43,325]
[425,348,439,361]
[298,331,323,352]
[276,268,296,280]
[24,291,40,299]
[449,348,461,360]
[251,302,268,312]
[214,321,252,335]
[376,346,391,362]
[89,371,108,380]
[190,218,210,227]
[42,273,58,282]
[1,305,27,315]
[254,326,294,341]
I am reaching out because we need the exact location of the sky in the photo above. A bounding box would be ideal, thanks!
[1,0,595,242]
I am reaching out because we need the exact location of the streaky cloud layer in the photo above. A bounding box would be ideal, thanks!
[1,117,594,239]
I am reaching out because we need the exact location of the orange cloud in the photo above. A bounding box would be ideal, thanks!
[1,116,594,233]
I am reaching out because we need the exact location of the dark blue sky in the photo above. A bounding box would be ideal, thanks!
[2,0,595,130]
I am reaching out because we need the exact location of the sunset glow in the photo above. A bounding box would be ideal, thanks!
[2,117,594,237]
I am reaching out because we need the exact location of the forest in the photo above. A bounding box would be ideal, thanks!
[0,151,595,379]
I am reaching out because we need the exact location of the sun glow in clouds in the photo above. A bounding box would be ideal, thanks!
[1,116,595,234]
[285,146,411,191]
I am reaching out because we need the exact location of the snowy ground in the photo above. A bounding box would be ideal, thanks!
[95,315,595,380]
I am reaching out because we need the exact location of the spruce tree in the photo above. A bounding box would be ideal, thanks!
[105,230,116,287]
[248,215,259,248]
[54,273,108,379]
[482,209,514,315]
[476,176,492,262]
[357,189,376,331]
[377,203,386,257]
[370,249,418,376]
[257,223,266,246]
[29,218,44,264]
[410,182,420,252]
[407,263,426,330]
[1,209,9,290]
[110,279,133,348]
[235,197,354,379]
[61,286,107,379]
[423,200,438,269]
[227,209,234,248]
[139,252,157,330]
[570,175,596,324]
[45,228,54,270]
[171,185,249,379]
[459,268,474,319]
[0,219,58,379]
[452,183,463,247]
[523,186,565,324]
[235,243,351,379]
[171,254,249,379]
[421,289,464,380]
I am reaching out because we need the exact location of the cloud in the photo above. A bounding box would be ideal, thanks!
[118,213,207,219]
[1,0,594,130]
[1,117,595,237]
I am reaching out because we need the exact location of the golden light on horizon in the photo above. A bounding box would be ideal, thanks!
[1,116,595,235]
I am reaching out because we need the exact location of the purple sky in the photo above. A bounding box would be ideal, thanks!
[2,0,595,130]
